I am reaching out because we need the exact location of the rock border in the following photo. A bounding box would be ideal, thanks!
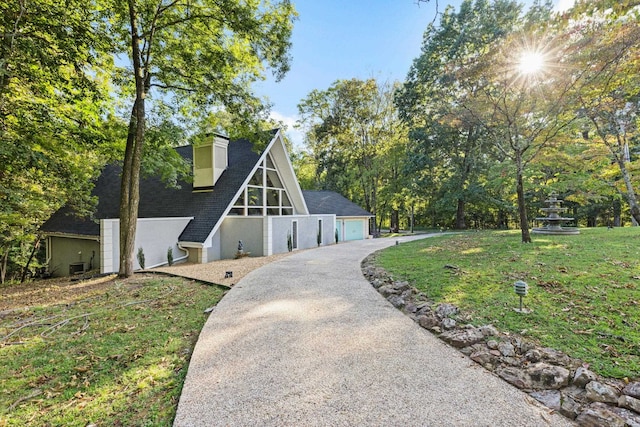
[362,254,640,427]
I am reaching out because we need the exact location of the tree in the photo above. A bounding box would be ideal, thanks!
[453,1,581,242]
[564,2,640,224]
[108,0,297,277]
[397,0,523,230]
[0,0,112,283]
[297,79,409,231]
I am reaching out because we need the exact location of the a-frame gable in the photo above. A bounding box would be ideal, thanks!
[265,130,309,215]
[195,129,308,247]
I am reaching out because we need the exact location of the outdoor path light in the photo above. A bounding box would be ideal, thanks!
[514,280,530,313]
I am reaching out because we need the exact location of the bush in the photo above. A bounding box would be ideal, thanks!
[137,247,145,270]
[167,247,173,266]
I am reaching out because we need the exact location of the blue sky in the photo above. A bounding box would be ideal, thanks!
[256,0,574,147]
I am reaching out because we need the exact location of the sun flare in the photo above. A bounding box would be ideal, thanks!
[517,51,545,75]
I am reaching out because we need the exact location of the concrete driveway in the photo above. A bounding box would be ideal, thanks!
[174,235,573,426]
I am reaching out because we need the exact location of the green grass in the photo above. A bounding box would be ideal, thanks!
[376,228,640,380]
[0,275,225,426]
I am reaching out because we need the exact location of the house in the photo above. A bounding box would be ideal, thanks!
[41,130,373,277]
[302,190,373,242]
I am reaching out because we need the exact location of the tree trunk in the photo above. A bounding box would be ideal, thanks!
[0,248,8,284]
[455,198,466,229]
[617,158,640,225]
[515,157,531,243]
[20,236,41,283]
[119,0,146,277]
[613,199,621,227]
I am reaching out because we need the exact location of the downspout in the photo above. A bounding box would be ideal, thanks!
[176,243,190,263]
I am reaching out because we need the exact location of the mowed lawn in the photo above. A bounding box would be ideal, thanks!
[376,227,640,380]
[0,275,226,426]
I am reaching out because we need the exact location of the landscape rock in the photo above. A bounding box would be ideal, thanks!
[435,303,458,319]
[404,302,418,314]
[539,347,572,366]
[618,394,640,413]
[387,295,405,309]
[416,314,439,330]
[624,382,640,399]
[576,403,625,427]
[378,284,399,298]
[498,341,516,357]
[440,318,456,330]
[486,339,499,350]
[529,390,582,420]
[479,324,499,337]
[497,366,531,390]
[527,363,570,390]
[392,281,410,292]
[609,405,640,427]
[470,350,495,367]
[586,381,620,404]
[440,328,484,348]
[524,348,542,363]
[573,367,598,388]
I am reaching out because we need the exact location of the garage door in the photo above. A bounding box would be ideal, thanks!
[344,220,364,241]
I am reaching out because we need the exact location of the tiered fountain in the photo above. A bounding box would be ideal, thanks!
[532,192,580,235]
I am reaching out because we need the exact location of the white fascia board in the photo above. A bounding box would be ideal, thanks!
[176,241,205,248]
[42,232,100,241]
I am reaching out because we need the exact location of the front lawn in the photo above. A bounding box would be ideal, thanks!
[376,227,640,379]
[0,275,225,426]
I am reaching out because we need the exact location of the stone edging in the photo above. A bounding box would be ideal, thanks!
[361,253,640,427]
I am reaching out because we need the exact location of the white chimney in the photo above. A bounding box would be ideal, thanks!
[193,134,229,191]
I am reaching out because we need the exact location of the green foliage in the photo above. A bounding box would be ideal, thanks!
[377,229,640,379]
[0,276,225,425]
[297,78,409,231]
[0,0,113,283]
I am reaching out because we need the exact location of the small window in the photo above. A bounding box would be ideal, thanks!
[282,208,293,216]
[249,169,262,186]
[266,169,283,188]
[267,188,279,207]
[291,220,298,250]
[233,191,245,207]
[266,154,276,170]
[248,208,263,216]
[267,208,280,216]
[247,187,262,206]
[282,192,292,207]
[229,207,244,215]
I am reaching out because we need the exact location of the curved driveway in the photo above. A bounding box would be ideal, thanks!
[174,235,573,426]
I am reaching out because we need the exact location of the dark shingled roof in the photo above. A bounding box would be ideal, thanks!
[41,139,261,243]
[302,190,373,217]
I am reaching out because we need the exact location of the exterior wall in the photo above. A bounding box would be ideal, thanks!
[270,215,335,254]
[206,230,221,262]
[220,217,264,259]
[100,217,191,274]
[48,236,100,277]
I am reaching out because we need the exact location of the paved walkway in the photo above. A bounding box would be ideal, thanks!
[174,235,574,426]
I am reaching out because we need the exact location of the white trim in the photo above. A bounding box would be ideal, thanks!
[43,232,100,241]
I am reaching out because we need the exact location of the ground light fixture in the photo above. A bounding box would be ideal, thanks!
[513,280,531,313]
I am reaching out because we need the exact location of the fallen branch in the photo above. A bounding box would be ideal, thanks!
[9,388,42,411]
[41,313,93,338]
[1,315,63,342]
